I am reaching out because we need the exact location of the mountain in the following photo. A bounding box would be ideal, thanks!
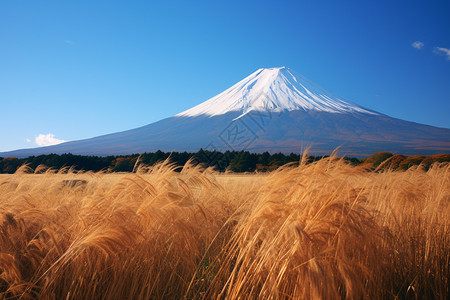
[1,67,450,158]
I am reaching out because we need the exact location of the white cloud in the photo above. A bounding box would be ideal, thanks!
[65,40,75,45]
[433,47,450,60]
[412,41,424,50]
[35,133,66,147]
[26,138,32,143]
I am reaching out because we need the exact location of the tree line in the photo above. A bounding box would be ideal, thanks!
[0,150,448,174]
[0,150,349,174]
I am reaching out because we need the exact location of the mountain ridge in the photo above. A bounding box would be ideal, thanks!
[1,67,449,158]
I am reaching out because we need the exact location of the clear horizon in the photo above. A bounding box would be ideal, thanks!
[1,1,450,152]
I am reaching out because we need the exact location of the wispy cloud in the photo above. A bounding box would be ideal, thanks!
[34,133,66,147]
[65,40,75,45]
[433,47,450,60]
[412,41,424,50]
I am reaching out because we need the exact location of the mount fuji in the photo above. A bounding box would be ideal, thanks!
[2,67,450,158]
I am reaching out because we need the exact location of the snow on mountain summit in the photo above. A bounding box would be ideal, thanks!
[176,67,379,118]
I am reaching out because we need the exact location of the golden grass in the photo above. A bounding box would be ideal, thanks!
[0,157,448,299]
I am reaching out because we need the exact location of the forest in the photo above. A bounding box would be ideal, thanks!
[0,150,449,173]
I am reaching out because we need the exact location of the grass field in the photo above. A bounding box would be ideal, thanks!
[0,157,449,299]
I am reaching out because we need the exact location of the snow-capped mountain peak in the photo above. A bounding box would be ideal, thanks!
[176,67,379,117]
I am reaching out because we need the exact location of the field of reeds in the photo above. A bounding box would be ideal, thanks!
[0,156,448,299]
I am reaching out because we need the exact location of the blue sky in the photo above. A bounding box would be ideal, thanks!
[1,0,449,152]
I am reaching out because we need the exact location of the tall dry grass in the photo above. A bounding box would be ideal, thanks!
[0,157,448,299]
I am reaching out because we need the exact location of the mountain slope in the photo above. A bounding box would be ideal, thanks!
[1,67,449,158]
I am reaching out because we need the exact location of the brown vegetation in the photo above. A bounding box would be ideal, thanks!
[362,152,450,171]
[0,157,448,299]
